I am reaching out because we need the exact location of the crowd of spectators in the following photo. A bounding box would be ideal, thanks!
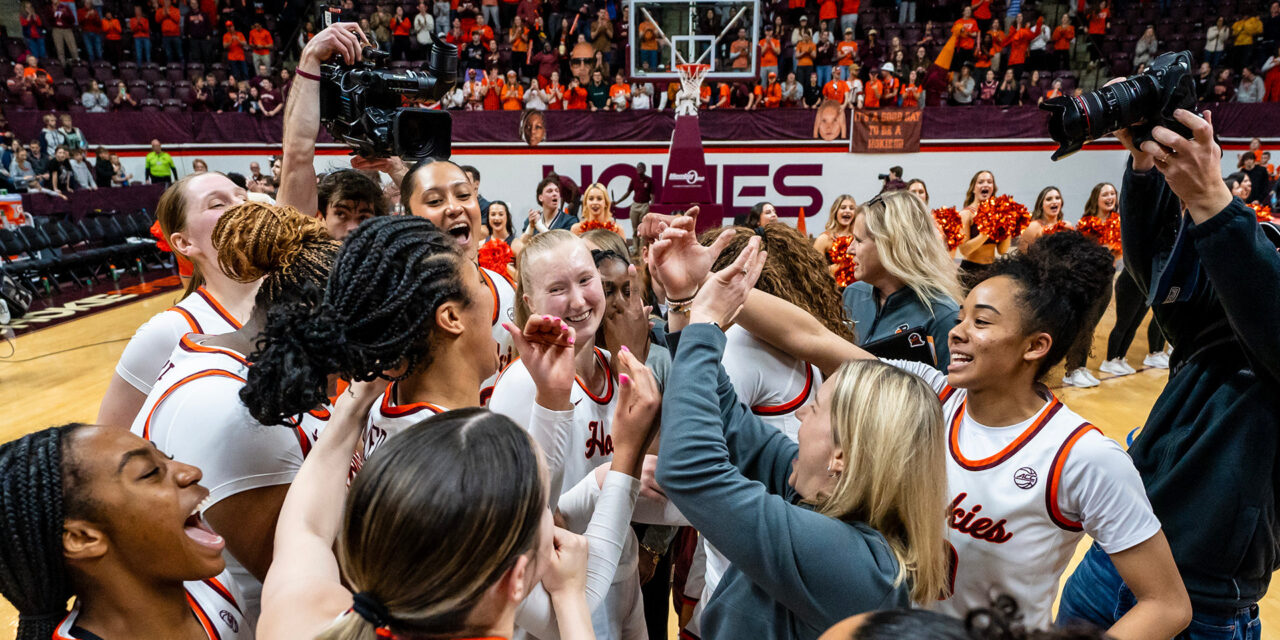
[3,0,1280,115]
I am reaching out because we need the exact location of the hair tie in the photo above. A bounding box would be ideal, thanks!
[754,226,767,236]
[18,611,68,624]
[352,591,393,630]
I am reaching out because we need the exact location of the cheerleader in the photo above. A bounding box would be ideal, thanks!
[0,424,249,640]
[573,182,626,238]
[399,158,517,402]
[812,194,858,286]
[718,228,1191,636]
[1062,182,1120,388]
[957,170,1007,270]
[907,178,930,206]
[130,202,340,622]
[1018,186,1070,249]
[96,173,258,428]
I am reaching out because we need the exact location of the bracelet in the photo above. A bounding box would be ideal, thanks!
[295,67,322,81]
[667,297,695,314]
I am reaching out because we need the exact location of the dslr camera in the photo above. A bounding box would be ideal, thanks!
[319,42,459,159]
[1041,51,1197,160]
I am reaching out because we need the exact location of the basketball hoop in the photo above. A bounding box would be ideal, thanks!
[675,63,710,116]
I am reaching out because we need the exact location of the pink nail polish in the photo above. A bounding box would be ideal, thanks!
[621,345,630,353]
[619,374,631,385]
[568,335,575,344]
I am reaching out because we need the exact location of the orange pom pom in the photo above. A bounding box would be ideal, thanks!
[478,238,514,275]
[1041,220,1073,235]
[1248,202,1273,222]
[932,206,964,251]
[1075,214,1106,242]
[827,235,858,288]
[1101,212,1122,253]
[973,195,1031,243]
[576,219,624,236]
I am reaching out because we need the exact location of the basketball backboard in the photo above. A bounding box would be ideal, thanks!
[627,0,761,81]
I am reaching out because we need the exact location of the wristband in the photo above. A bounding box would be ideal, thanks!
[295,67,322,81]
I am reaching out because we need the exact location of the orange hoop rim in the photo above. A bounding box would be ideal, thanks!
[676,63,711,77]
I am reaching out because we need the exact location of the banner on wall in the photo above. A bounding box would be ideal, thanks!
[850,109,923,153]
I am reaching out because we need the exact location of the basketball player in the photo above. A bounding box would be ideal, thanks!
[706,223,1192,636]
[399,158,517,404]
[131,202,340,624]
[96,172,258,428]
[0,423,248,640]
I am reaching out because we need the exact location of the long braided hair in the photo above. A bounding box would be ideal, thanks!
[242,216,471,426]
[0,424,92,640]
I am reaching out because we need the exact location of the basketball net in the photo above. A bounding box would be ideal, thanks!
[675,63,710,117]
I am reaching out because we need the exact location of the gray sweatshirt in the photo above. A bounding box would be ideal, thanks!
[657,324,910,640]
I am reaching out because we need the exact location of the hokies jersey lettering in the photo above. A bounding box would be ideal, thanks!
[479,267,517,406]
[53,573,248,640]
[933,385,1098,628]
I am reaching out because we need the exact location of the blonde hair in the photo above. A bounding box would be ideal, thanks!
[514,229,582,327]
[581,183,614,223]
[156,172,221,298]
[823,194,857,236]
[856,191,963,307]
[963,170,997,208]
[818,359,949,604]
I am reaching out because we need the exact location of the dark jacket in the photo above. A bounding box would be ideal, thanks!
[657,324,910,640]
[1121,159,1280,613]
[843,281,959,369]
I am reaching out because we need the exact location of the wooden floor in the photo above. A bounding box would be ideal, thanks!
[2,291,1278,638]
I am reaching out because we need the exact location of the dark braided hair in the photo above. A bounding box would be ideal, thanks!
[0,424,92,640]
[962,230,1115,379]
[242,216,470,426]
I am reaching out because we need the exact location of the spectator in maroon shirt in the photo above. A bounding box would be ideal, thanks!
[185,0,214,64]
[619,162,653,219]
[258,79,284,117]
[51,1,80,63]
[532,41,561,83]
[79,0,103,62]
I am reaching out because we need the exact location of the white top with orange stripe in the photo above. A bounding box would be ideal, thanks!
[685,326,822,639]
[115,286,245,395]
[350,381,448,478]
[130,335,325,626]
[53,573,249,640]
[479,267,517,406]
[887,360,1159,629]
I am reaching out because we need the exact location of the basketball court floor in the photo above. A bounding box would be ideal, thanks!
[2,285,1278,638]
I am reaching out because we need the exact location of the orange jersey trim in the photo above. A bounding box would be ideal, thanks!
[193,286,244,329]
[578,348,614,404]
[186,590,222,640]
[479,268,501,325]
[947,396,1063,470]
[751,364,816,416]
[143,369,246,440]
[169,306,203,333]
[379,381,448,418]
[178,334,251,368]
[1046,423,1099,531]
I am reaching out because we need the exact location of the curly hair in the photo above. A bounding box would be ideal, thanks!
[211,201,340,312]
[703,223,855,342]
[963,230,1115,379]
[317,169,387,219]
[241,216,469,426]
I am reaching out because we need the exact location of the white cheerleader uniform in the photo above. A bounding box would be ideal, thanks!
[889,360,1161,629]
[479,267,517,405]
[685,325,822,638]
[115,286,244,396]
[53,572,251,639]
[131,335,326,625]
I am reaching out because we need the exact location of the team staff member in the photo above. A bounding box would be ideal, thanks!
[0,423,249,640]
[96,172,258,428]
[1058,106,1280,639]
[144,139,177,185]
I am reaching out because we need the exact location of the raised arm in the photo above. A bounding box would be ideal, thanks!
[278,23,369,216]
[256,380,385,640]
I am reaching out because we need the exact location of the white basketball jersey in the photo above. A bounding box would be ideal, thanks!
[480,267,517,405]
[170,286,244,336]
[488,347,618,492]
[54,573,250,639]
[933,384,1099,628]
[350,381,448,478]
[115,286,245,395]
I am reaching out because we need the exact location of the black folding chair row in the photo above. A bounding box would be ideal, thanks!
[0,212,160,295]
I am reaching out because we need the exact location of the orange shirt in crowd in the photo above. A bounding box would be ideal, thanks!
[224,31,247,60]
[610,82,631,106]
[546,81,564,109]
[864,77,883,108]
[819,0,837,20]
[156,6,181,36]
[730,38,750,69]
[565,85,588,109]
[972,0,991,20]
[1052,25,1074,50]
[717,82,732,108]
[836,39,857,65]
[249,27,274,54]
[392,17,411,37]
[1003,26,1033,66]
[502,83,524,110]
[130,16,150,39]
[471,24,494,43]
[639,21,659,51]
[823,79,849,103]
[1045,87,1063,99]
[759,36,780,67]
[795,40,816,67]
[1087,9,1108,35]
[484,77,503,110]
[955,18,979,50]
[788,0,804,10]
[987,27,1006,54]
[103,17,123,40]
[699,84,712,105]
[761,81,782,107]
[901,83,921,108]
[840,0,860,16]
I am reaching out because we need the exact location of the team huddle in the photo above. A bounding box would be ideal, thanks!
[0,86,1277,640]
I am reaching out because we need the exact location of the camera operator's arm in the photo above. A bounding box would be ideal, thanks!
[278,23,369,217]
[1140,109,1280,381]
